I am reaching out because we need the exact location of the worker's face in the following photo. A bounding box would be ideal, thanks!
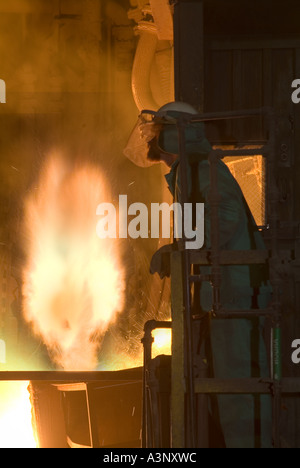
[141,123,177,167]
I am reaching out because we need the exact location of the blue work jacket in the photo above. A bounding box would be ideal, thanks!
[165,155,272,312]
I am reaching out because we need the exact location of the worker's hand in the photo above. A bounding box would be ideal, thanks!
[150,244,173,279]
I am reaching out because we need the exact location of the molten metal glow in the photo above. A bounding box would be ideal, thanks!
[0,382,37,448]
[152,328,171,357]
[99,327,172,371]
[22,154,125,370]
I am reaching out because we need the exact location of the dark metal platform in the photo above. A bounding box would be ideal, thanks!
[0,368,143,382]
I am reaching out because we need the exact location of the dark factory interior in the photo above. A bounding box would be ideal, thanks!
[0,0,300,449]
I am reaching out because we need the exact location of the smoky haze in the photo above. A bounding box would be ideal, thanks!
[0,0,168,371]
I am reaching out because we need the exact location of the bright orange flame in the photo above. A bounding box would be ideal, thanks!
[0,382,38,448]
[22,154,125,370]
[152,328,171,357]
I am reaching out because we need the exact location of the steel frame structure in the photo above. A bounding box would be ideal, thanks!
[1,110,300,449]
[141,107,300,448]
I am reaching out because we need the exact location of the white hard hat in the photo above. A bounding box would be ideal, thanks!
[156,101,198,117]
[123,102,200,167]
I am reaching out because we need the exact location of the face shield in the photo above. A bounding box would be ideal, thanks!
[123,106,211,167]
[123,111,162,168]
[123,109,182,167]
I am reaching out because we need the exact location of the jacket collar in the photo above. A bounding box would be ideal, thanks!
[164,158,179,195]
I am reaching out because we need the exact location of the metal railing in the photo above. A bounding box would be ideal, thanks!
[142,107,300,448]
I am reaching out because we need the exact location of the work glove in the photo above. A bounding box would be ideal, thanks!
[150,244,173,279]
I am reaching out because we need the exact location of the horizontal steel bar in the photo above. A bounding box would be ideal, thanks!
[189,250,269,265]
[217,147,269,157]
[193,309,274,320]
[210,37,300,52]
[0,368,143,382]
[194,378,300,394]
[186,107,273,123]
[213,309,274,319]
[3,374,299,394]
[211,140,267,147]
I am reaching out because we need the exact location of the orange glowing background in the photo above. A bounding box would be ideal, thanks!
[152,327,171,357]
[0,381,37,448]
[0,151,172,447]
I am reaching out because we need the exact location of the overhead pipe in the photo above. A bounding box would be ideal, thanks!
[130,0,175,112]
[132,22,160,112]
[154,43,174,107]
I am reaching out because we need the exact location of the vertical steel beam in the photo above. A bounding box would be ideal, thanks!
[208,150,222,314]
[141,323,154,448]
[266,110,283,448]
[170,251,186,448]
[85,383,100,448]
[176,118,196,447]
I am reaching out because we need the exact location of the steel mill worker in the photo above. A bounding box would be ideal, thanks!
[124,101,273,448]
